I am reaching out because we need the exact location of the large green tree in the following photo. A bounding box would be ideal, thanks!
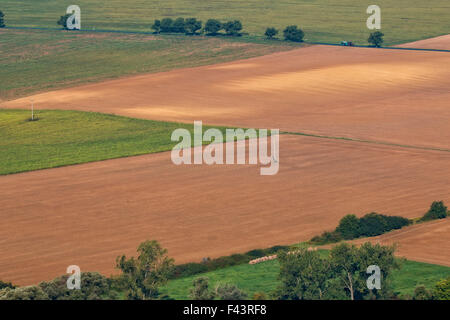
[330,242,400,300]
[368,31,384,47]
[276,248,335,300]
[116,240,174,300]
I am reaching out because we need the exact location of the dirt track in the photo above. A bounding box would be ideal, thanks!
[3,43,450,150]
[1,135,450,285]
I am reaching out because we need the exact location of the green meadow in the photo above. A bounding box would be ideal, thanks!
[162,256,450,299]
[0,109,232,175]
[1,0,449,45]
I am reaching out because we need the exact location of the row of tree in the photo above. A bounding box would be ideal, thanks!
[151,18,243,36]
[2,239,448,300]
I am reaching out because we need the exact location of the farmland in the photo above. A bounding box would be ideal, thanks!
[1,0,449,45]
[162,253,450,299]
[0,29,295,100]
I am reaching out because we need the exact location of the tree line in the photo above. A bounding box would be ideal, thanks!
[1,238,448,300]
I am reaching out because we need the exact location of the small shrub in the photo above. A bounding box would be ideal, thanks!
[190,277,215,300]
[420,201,447,222]
[265,27,278,39]
[204,19,222,35]
[171,263,208,278]
[215,283,247,300]
[172,17,185,33]
[283,25,304,42]
[0,10,5,28]
[185,18,202,35]
[151,19,161,33]
[160,18,174,33]
[368,31,384,47]
[57,14,72,30]
[223,20,242,36]
[433,277,450,300]
[413,285,433,300]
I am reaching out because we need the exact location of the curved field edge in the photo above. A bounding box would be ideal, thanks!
[1,0,449,46]
[0,29,298,101]
[0,109,235,175]
[161,252,450,299]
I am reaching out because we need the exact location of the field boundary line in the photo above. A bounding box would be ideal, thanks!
[281,131,450,153]
[4,26,450,53]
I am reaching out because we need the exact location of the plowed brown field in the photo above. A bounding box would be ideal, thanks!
[1,135,450,285]
[2,37,450,285]
[3,43,450,149]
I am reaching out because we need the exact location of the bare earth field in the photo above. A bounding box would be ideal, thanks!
[398,34,450,50]
[2,41,450,150]
[1,135,450,285]
[323,218,450,267]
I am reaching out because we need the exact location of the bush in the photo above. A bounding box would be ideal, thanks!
[420,201,447,222]
[368,31,384,47]
[190,277,215,300]
[204,19,222,35]
[283,25,304,42]
[413,285,433,300]
[171,263,208,278]
[0,10,5,28]
[265,27,278,39]
[0,286,49,300]
[223,20,242,36]
[151,19,161,33]
[57,14,72,30]
[172,17,185,33]
[215,283,247,300]
[336,214,361,239]
[0,280,15,290]
[160,18,174,33]
[433,277,450,300]
[185,18,202,35]
[310,231,343,245]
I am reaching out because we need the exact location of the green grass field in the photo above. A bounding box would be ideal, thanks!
[1,0,449,45]
[0,109,233,175]
[0,29,294,100]
[162,256,450,299]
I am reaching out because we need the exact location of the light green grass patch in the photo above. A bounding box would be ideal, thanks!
[0,109,231,175]
[162,257,450,299]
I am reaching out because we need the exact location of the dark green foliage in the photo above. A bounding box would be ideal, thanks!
[433,277,450,300]
[160,18,174,33]
[310,231,343,245]
[190,277,215,300]
[330,242,400,300]
[116,240,174,300]
[204,19,222,35]
[283,25,304,42]
[185,18,202,35]
[223,20,242,36]
[312,213,410,244]
[38,272,113,300]
[265,27,278,39]
[0,280,15,290]
[215,283,248,300]
[172,17,185,33]
[170,245,290,279]
[368,31,384,47]
[151,19,161,33]
[276,248,334,300]
[336,214,361,240]
[413,285,433,300]
[420,201,448,222]
[0,285,48,300]
[57,14,71,30]
[0,10,5,28]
